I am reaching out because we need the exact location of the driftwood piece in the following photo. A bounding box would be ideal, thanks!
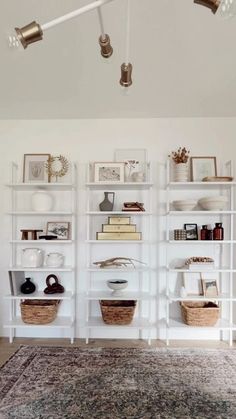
[93,257,146,269]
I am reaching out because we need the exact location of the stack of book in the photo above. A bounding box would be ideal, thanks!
[96,216,142,240]
[122,202,145,212]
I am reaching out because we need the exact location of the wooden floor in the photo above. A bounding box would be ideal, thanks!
[0,337,232,368]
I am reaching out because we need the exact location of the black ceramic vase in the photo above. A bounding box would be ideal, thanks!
[20,277,36,294]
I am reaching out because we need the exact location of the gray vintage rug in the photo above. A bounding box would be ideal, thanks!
[0,346,236,419]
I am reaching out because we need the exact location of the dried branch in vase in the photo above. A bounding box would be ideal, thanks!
[170,147,190,164]
[93,257,146,269]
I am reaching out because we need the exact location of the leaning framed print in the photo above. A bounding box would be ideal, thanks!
[94,162,125,183]
[190,156,217,182]
[23,154,51,183]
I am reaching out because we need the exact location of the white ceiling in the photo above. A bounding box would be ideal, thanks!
[1,0,236,119]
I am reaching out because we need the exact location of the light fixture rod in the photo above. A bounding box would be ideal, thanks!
[41,0,116,31]
[97,7,106,39]
[125,0,131,64]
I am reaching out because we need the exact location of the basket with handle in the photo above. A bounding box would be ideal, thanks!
[99,300,137,325]
[20,299,60,325]
[181,301,219,326]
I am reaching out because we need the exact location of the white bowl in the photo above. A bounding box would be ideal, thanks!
[172,200,197,211]
[107,280,128,296]
[198,196,228,211]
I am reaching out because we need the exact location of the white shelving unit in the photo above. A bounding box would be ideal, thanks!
[84,162,154,344]
[4,162,77,343]
[165,159,236,346]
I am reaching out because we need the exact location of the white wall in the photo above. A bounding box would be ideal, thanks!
[0,118,236,341]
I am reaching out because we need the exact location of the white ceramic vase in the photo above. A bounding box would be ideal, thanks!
[174,163,188,182]
[22,248,44,268]
[31,191,54,212]
[45,253,64,268]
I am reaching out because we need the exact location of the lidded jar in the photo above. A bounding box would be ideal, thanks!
[200,225,208,241]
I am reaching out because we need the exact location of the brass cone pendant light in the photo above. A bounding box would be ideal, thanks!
[15,21,43,49]
[120,0,133,88]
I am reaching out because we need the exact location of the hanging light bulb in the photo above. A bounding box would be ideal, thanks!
[97,7,113,58]
[15,21,43,49]
[120,0,133,87]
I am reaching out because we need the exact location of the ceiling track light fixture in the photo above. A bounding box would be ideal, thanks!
[10,0,236,87]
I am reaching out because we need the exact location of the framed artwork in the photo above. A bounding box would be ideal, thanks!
[46,222,70,240]
[23,154,51,183]
[184,224,198,240]
[190,157,217,181]
[94,162,125,183]
[183,272,203,295]
[201,273,219,297]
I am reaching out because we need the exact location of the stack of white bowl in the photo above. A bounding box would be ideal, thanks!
[198,196,228,211]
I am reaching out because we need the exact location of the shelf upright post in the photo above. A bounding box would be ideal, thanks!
[227,161,234,346]
[147,162,153,345]
[166,159,170,346]
[71,162,78,344]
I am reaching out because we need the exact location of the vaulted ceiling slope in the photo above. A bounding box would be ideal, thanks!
[1,0,236,119]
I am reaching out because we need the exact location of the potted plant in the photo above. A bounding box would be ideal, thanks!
[170,147,190,182]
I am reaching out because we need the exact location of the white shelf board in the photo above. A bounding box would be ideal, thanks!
[168,293,231,302]
[83,291,150,300]
[9,266,74,272]
[168,317,236,330]
[8,211,73,216]
[168,211,236,215]
[6,183,75,191]
[10,240,73,244]
[86,240,146,244]
[168,240,234,244]
[86,182,153,190]
[5,291,74,300]
[168,182,236,188]
[85,317,152,329]
[168,267,234,273]
[87,267,150,272]
[4,317,74,328]
[86,211,152,215]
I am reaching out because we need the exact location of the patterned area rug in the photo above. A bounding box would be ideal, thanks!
[0,346,236,419]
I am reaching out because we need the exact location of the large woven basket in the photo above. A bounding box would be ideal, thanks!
[181,301,219,326]
[20,300,60,325]
[100,300,137,325]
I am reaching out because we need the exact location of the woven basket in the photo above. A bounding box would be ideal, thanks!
[181,301,219,326]
[20,300,60,325]
[100,300,137,325]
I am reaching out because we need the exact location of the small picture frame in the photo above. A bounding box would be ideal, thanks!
[94,162,125,183]
[201,274,219,297]
[184,224,198,240]
[46,222,70,240]
[190,157,217,182]
[183,272,203,295]
[23,154,51,183]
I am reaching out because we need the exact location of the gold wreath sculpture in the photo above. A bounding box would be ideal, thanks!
[45,155,69,181]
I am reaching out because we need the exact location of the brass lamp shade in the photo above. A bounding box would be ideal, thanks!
[120,63,132,87]
[15,21,43,49]
[194,0,221,13]
[99,34,113,58]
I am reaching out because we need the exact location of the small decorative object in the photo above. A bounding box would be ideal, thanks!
[170,147,190,182]
[31,191,54,212]
[181,301,219,326]
[201,275,219,297]
[45,155,69,182]
[213,222,224,240]
[185,256,214,271]
[46,222,70,240]
[131,172,145,182]
[23,154,51,183]
[184,224,198,240]
[174,229,187,240]
[114,149,147,181]
[94,162,125,183]
[93,257,146,269]
[21,248,44,268]
[99,300,137,325]
[20,277,36,294]
[172,200,197,211]
[39,235,58,240]
[180,286,187,298]
[99,192,115,211]
[200,225,209,240]
[107,280,128,296]
[20,229,43,240]
[183,272,203,295]
[198,195,228,211]
[122,202,145,212]
[124,160,139,182]
[103,224,136,233]
[203,176,233,182]
[44,274,65,294]
[108,216,131,225]
[190,156,217,181]
[20,300,60,324]
[45,253,64,268]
